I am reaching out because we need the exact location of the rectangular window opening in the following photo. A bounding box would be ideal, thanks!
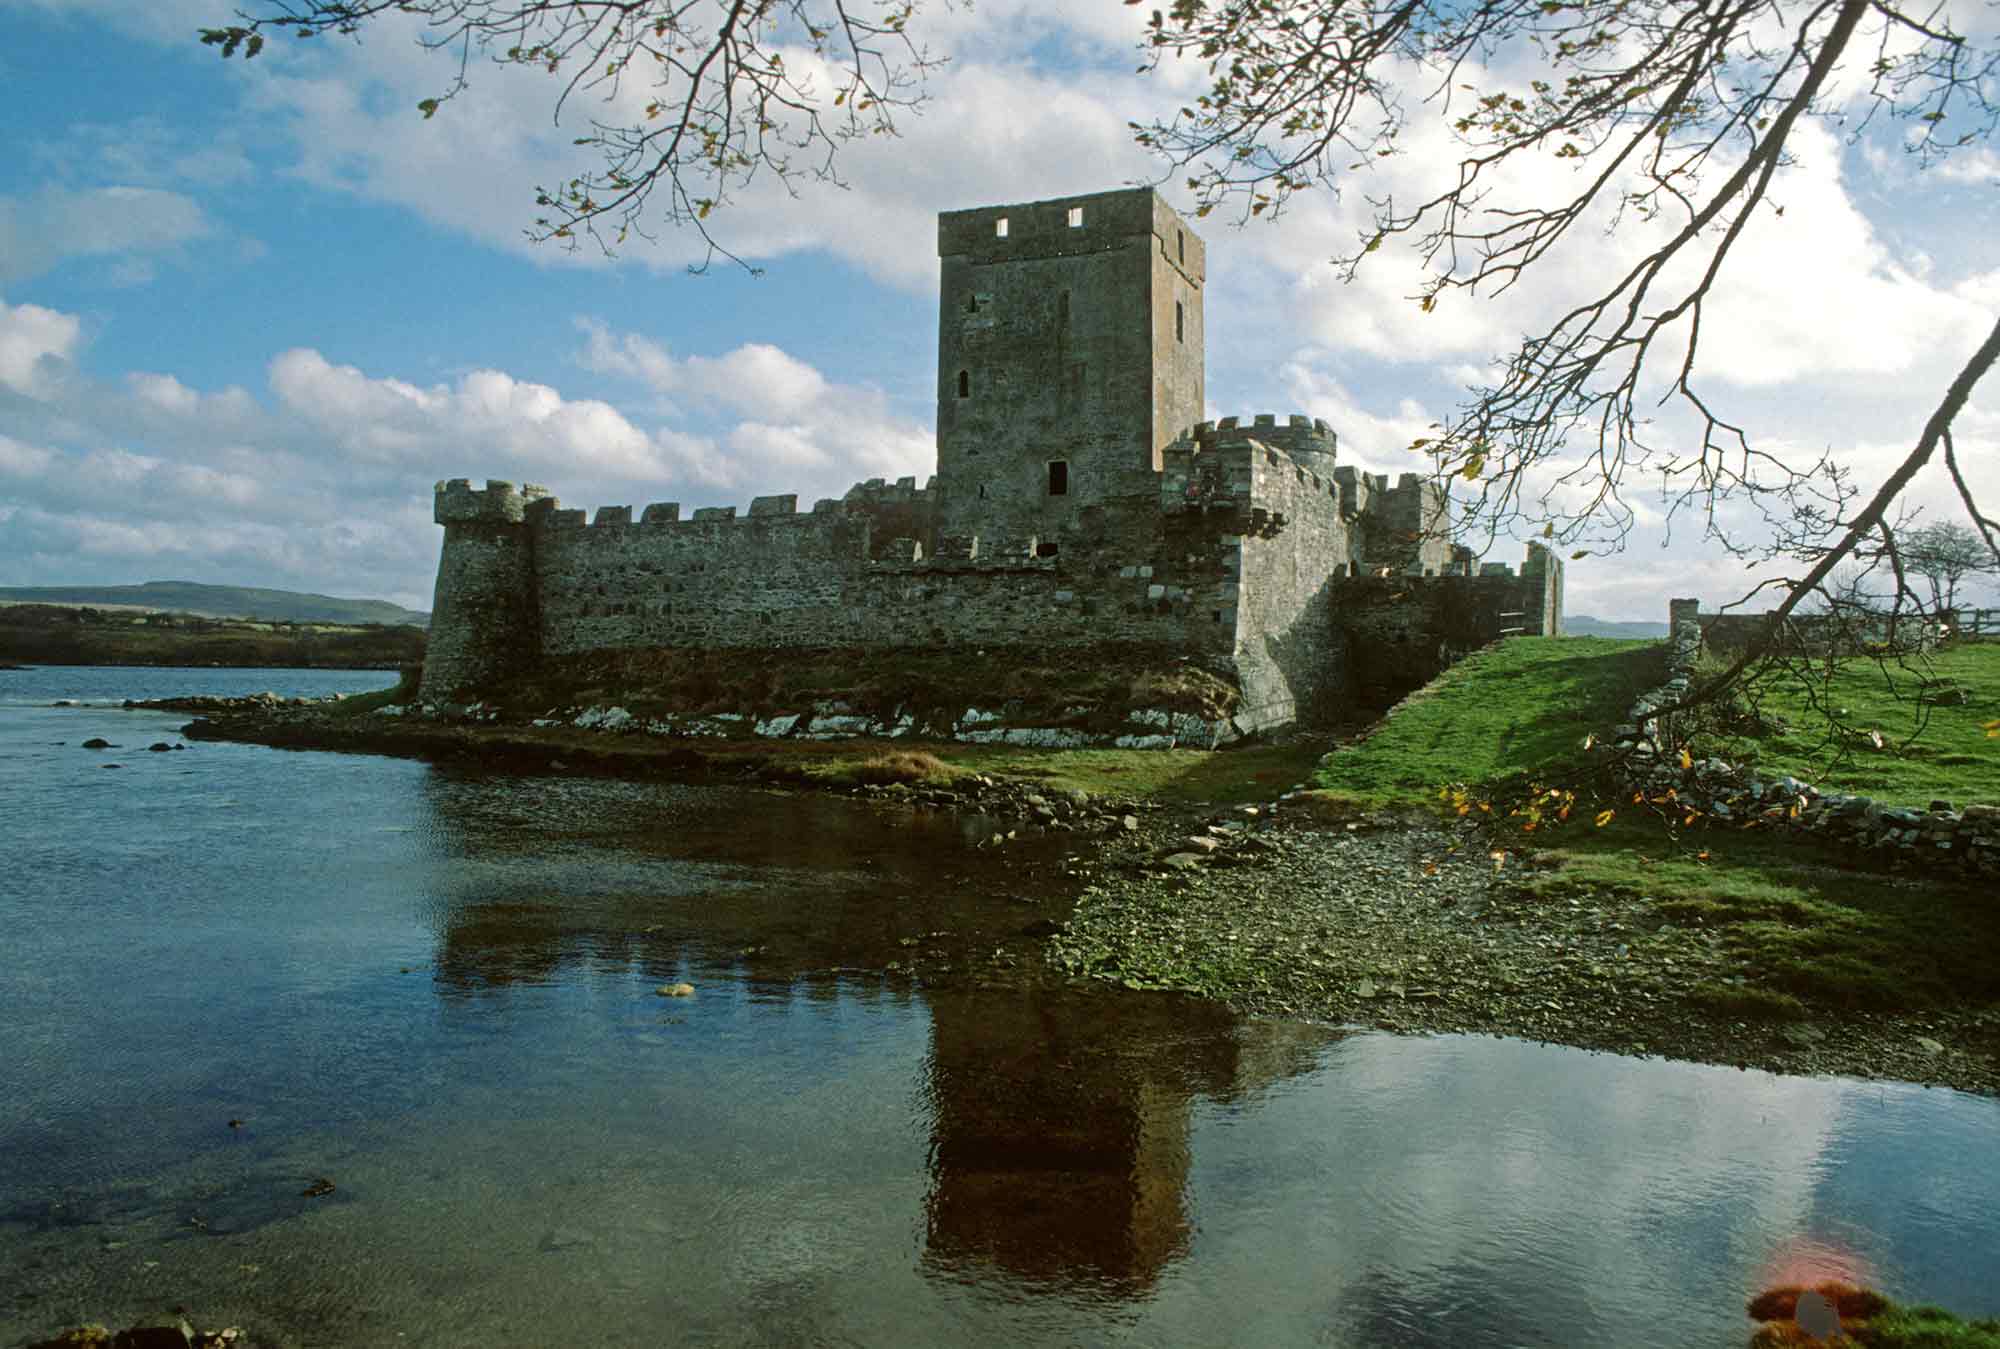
[995,216,1009,238]
[957,369,970,399]
[1178,230,1186,264]
[1047,461,1069,496]
[1175,300,1185,344]
[1067,206,1084,228]
[1036,541,1060,558]
[965,292,978,314]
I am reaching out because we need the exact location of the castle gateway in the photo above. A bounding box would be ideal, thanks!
[421,187,1562,739]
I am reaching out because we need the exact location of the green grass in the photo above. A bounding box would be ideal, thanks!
[1311,636,1661,807]
[324,667,420,717]
[1291,633,2000,1019]
[945,742,1324,804]
[788,739,1323,805]
[1694,642,2000,807]
[1516,813,2000,1012]
[1856,1304,2000,1347]
[1749,1284,2000,1347]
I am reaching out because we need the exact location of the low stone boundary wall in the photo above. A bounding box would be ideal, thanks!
[1604,616,1999,875]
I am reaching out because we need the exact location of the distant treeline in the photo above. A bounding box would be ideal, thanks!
[0,604,426,669]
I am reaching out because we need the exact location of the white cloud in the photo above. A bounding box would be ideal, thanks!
[268,348,678,478]
[0,296,81,398]
[0,433,56,477]
[31,115,255,189]
[0,186,212,284]
[226,7,1171,291]
[1277,357,1440,469]
[125,371,258,419]
[575,319,932,491]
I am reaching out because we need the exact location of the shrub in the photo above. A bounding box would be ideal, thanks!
[850,751,953,785]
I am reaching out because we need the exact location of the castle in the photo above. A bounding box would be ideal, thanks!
[422,187,1562,738]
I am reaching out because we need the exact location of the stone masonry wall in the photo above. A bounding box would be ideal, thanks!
[1603,604,1999,875]
[1220,437,1360,732]
[449,484,1241,670]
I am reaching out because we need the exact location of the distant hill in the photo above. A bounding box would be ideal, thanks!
[0,581,428,628]
[1564,615,1670,639]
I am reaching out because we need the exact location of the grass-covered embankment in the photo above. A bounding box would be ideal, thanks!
[1310,636,1662,807]
[295,640,1320,804]
[191,657,1325,808]
[1054,633,2000,1091]
[0,603,424,668]
[1306,635,1999,1024]
[245,705,1324,806]
[1688,641,2000,807]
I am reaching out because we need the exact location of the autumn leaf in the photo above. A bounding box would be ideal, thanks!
[1594,809,1615,827]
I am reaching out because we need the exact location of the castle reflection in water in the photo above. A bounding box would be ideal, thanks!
[416,768,1332,1296]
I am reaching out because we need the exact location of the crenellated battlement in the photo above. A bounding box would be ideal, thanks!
[444,474,939,537]
[1164,433,1351,523]
[434,478,553,526]
[1179,413,1338,468]
[843,474,936,507]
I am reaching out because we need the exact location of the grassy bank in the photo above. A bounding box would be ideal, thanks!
[1690,641,2000,807]
[215,682,1327,808]
[805,740,1324,805]
[0,603,424,668]
[1748,1283,2000,1347]
[1293,634,2000,1035]
[1311,636,1661,807]
[1514,814,2000,1017]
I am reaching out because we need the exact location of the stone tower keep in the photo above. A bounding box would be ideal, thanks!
[419,184,1564,735]
[935,188,1205,551]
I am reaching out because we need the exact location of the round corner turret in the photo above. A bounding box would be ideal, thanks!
[421,479,550,701]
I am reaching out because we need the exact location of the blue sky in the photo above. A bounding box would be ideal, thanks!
[1,0,1995,617]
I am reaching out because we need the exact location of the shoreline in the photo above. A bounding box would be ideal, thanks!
[6,660,405,671]
[162,700,2000,1097]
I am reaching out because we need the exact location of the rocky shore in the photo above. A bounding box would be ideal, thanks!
[1050,803,2000,1096]
[162,700,2000,1097]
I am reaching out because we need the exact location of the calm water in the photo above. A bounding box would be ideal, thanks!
[2,665,1996,1347]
